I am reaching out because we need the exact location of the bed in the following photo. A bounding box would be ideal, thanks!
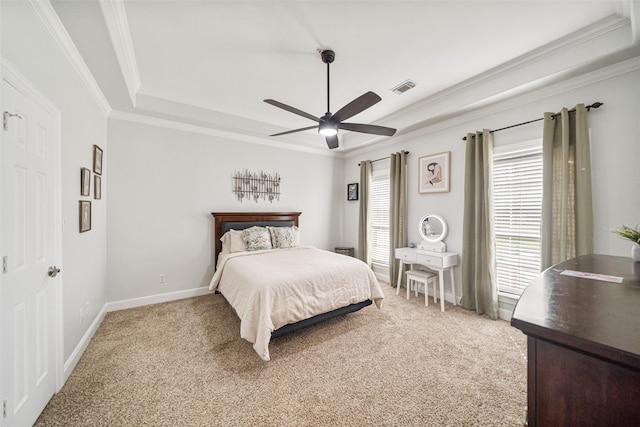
[208,212,384,361]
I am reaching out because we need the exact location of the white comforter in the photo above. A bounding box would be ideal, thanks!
[209,246,384,361]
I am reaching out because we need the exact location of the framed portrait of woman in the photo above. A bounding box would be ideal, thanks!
[419,151,450,194]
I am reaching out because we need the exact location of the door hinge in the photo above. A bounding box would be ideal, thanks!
[2,256,7,274]
[3,399,7,418]
[3,111,23,131]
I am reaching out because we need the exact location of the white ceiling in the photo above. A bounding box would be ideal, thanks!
[52,0,637,154]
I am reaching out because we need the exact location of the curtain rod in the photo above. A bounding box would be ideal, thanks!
[357,151,409,167]
[461,102,603,141]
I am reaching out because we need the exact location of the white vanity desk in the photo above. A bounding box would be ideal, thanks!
[395,248,459,311]
[397,213,459,311]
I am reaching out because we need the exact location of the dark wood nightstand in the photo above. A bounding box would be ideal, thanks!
[335,247,355,257]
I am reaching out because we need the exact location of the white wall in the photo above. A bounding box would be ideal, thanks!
[342,66,640,298]
[106,118,344,302]
[1,2,108,363]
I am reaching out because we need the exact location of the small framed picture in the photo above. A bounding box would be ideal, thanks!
[419,151,450,194]
[81,167,91,196]
[94,175,101,200]
[93,145,103,175]
[79,200,91,233]
[347,183,359,201]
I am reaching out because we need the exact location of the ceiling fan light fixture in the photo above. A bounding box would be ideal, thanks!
[318,122,338,136]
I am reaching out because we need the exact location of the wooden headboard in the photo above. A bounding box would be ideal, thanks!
[211,212,302,266]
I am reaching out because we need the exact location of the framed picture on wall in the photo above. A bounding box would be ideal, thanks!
[79,200,91,233]
[419,151,450,194]
[93,144,103,175]
[81,167,91,196]
[94,175,101,200]
[347,183,359,201]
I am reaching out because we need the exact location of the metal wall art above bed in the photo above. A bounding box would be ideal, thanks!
[232,170,281,203]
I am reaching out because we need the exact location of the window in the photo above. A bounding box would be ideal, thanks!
[493,140,542,296]
[370,167,390,274]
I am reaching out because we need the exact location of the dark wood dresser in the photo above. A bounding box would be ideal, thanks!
[511,254,640,426]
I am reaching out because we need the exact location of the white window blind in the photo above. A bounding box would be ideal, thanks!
[493,140,542,296]
[370,168,390,270]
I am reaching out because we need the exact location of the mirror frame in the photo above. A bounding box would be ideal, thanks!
[418,214,448,243]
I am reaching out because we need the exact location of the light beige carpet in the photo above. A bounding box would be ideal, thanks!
[36,283,527,426]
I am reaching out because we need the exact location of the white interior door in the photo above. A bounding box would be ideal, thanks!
[1,77,60,426]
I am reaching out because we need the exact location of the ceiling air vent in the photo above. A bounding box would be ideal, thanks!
[391,79,416,95]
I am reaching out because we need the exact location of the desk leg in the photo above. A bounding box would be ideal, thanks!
[396,261,405,295]
[438,270,445,312]
[449,268,456,306]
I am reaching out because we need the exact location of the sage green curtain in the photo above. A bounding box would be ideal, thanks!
[541,104,593,269]
[358,160,372,264]
[389,151,408,287]
[460,130,498,319]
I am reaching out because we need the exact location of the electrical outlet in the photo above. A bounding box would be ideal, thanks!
[159,274,166,283]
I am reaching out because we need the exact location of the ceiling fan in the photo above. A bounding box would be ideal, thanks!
[264,49,397,149]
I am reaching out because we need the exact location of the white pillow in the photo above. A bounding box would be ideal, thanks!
[241,226,273,251]
[268,226,300,249]
[220,229,246,253]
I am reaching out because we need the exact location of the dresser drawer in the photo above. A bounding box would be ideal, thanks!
[395,249,417,262]
[415,253,444,268]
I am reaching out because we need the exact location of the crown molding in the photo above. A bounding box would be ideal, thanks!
[343,13,632,150]
[109,110,340,158]
[385,14,631,123]
[110,53,640,160]
[99,0,140,106]
[29,0,111,116]
[345,55,640,159]
[631,0,640,42]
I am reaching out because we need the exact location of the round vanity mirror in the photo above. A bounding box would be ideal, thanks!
[418,214,448,251]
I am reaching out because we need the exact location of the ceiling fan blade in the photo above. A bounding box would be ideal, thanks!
[332,91,382,122]
[264,99,320,122]
[270,125,318,137]
[325,135,339,149]
[339,122,397,136]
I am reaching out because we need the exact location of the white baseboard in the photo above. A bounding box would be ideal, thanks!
[63,286,213,383]
[498,293,518,321]
[63,305,106,382]
[404,284,516,319]
[498,307,514,322]
[105,286,214,313]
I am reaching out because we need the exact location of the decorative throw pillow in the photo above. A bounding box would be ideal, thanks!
[242,226,272,251]
[268,226,300,249]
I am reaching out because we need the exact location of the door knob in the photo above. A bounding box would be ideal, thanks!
[48,266,61,277]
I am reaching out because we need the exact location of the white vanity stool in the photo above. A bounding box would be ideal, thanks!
[405,269,437,306]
